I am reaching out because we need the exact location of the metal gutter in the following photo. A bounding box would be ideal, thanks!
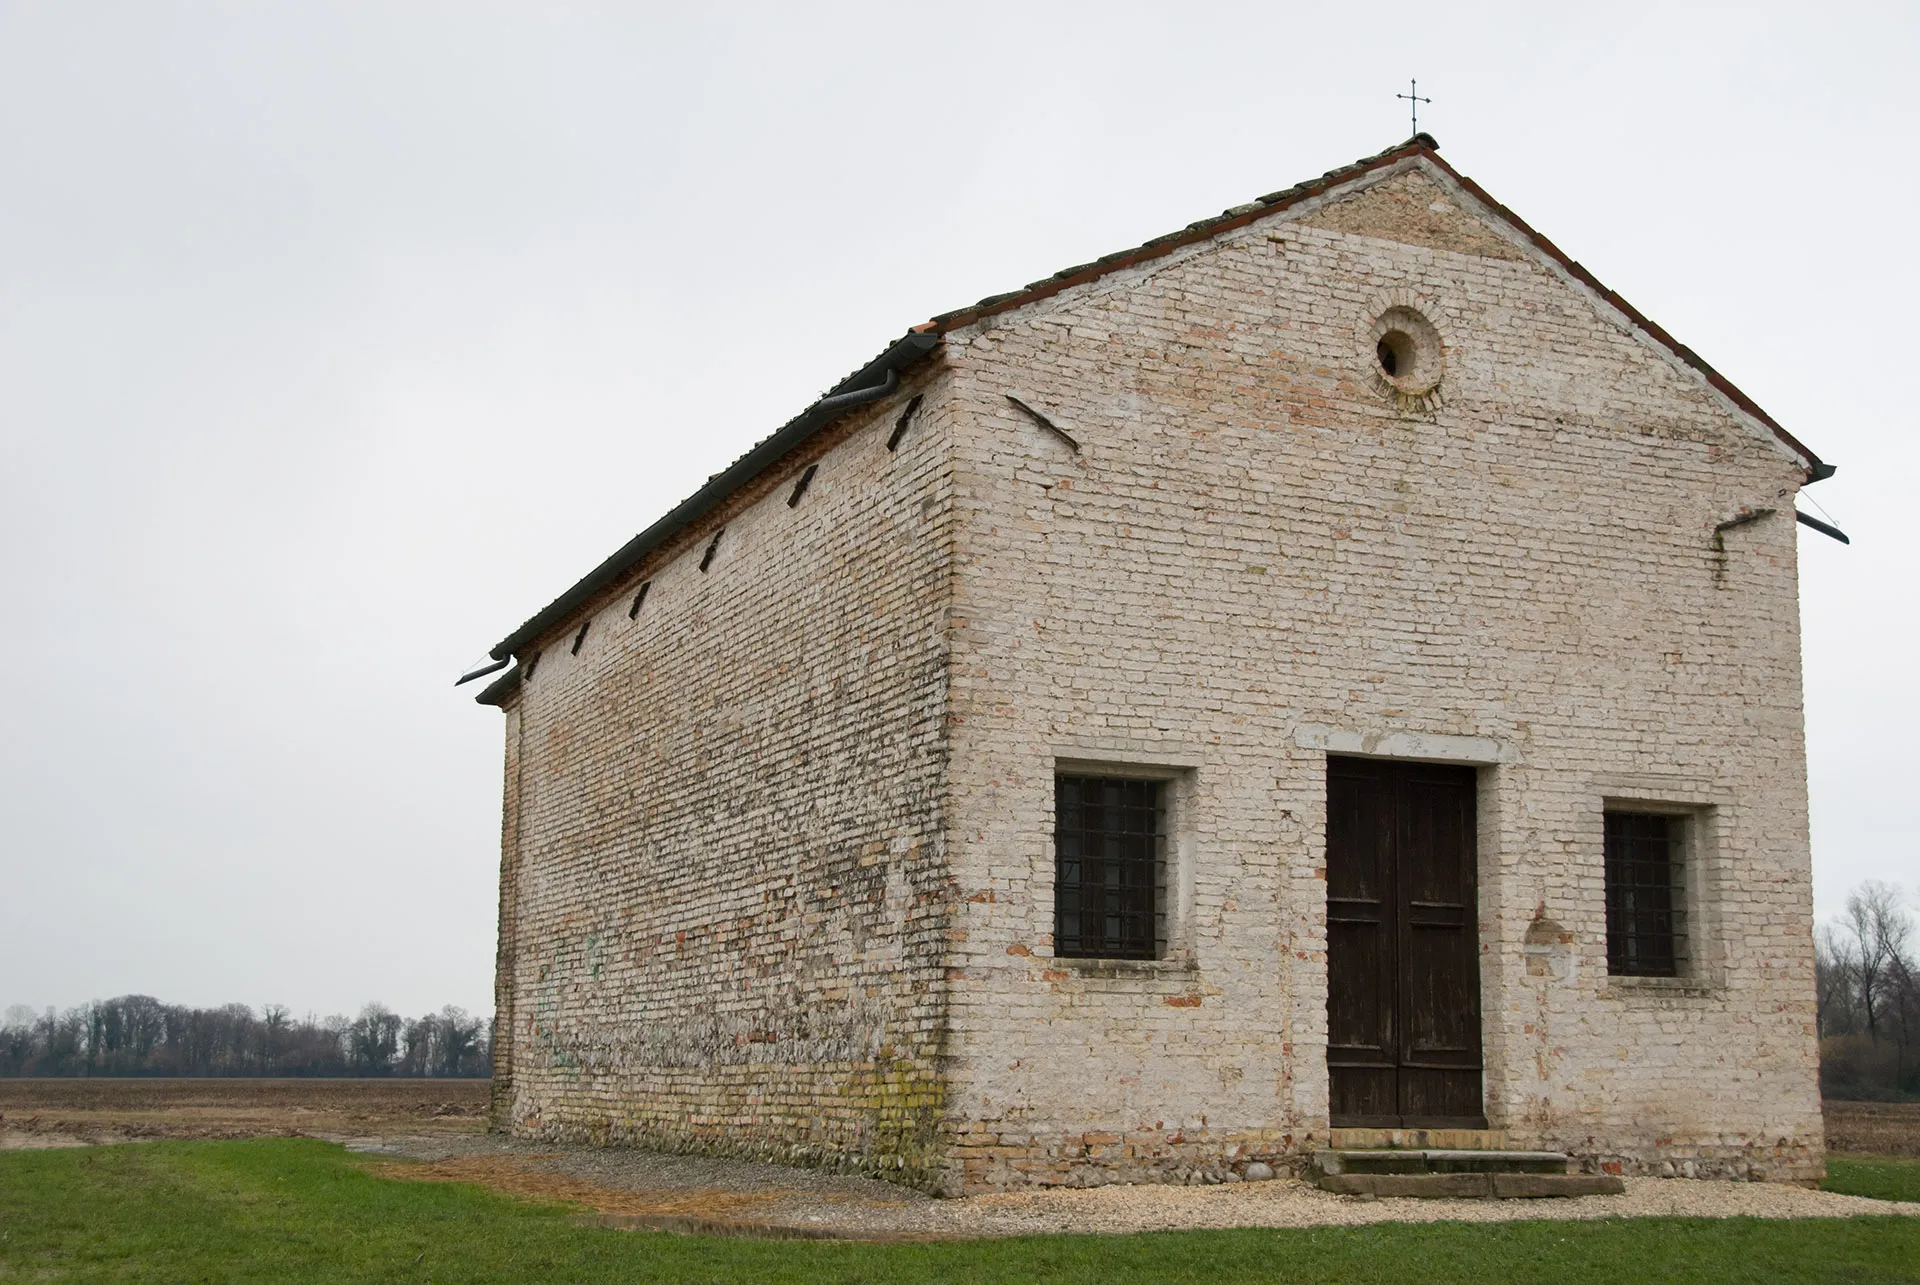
[484,331,940,663]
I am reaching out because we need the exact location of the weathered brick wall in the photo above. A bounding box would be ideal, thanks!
[936,159,1824,1189]
[493,375,961,1188]
[489,155,1825,1195]
[489,700,523,1130]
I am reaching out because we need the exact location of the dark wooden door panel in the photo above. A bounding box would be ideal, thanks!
[1405,928,1477,1056]
[1401,772,1472,903]
[1398,1066,1485,1124]
[1326,756,1484,1129]
[1326,919,1389,1055]
[1326,759,1397,1072]
[1329,1064,1398,1126]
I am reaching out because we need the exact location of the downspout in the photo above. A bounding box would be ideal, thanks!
[456,656,511,686]
[1795,511,1850,544]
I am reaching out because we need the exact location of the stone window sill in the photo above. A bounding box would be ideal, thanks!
[1601,975,1721,1000]
[1050,956,1197,980]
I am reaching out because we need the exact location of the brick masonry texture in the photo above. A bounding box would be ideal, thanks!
[491,386,962,1189]
[489,154,1825,1194]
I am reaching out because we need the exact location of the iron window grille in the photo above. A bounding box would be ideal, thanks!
[1604,811,1688,977]
[1054,775,1167,959]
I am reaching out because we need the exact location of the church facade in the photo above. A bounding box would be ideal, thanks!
[472,137,1832,1192]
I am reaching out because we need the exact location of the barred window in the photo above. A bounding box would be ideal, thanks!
[1604,812,1688,977]
[1054,776,1166,959]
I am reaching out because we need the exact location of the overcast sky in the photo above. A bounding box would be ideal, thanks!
[2,2,1913,1019]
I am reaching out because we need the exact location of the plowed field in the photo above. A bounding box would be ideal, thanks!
[1825,1101,1920,1157]
[0,1077,488,1148]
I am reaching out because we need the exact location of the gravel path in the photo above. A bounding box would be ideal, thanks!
[367,1134,1919,1240]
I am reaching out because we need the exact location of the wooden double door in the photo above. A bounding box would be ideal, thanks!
[1325,756,1486,1128]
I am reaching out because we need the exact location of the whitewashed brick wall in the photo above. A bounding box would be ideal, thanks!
[936,160,1822,1189]
[492,156,1824,1194]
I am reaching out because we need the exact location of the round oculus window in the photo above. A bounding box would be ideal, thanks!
[1368,306,1444,402]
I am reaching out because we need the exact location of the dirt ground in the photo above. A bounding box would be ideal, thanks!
[3,1080,1915,1239]
[1824,1100,1920,1157]
[0,1077,487,1147]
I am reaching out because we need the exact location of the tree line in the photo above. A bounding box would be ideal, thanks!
[1817,880,1919,1100]
[7,883,1910,1091]
[0,996,490,1078]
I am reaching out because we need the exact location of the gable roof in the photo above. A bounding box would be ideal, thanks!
[475,134,1829,682]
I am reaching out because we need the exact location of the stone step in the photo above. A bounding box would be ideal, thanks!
[1315,1171,1626,1199]
[1315,1149,1573,1177]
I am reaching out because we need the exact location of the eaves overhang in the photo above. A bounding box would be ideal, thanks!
[475,663,521,709]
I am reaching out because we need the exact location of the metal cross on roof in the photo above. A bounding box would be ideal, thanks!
[1397,79,1431,134]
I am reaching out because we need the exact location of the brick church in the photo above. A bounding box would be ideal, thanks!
[467,136,1835,1193]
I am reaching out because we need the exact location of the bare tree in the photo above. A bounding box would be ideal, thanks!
[1846,881,1910,1043]
[1816,922,1860,1037]
[438,1007,481,1078]
[1820,882,1919,1100]
[348,1004,403,1075]
[0,996,488,1078]
[0,1006,36,1075]
[399,1014,435,1077]
[261,1004,290,1075]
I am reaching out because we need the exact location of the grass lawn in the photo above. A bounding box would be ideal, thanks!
[1,1140,1916,1284]
[1826,1156,1920,1204]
